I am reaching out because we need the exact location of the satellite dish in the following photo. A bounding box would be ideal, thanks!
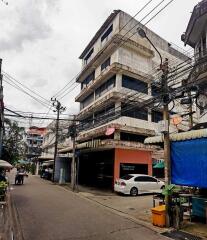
[105,127,115,136]
[171,116,182,126]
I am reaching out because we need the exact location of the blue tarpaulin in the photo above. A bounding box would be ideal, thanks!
[171,138,207,188]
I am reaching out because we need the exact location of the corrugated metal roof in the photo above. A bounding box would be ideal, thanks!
[144,129,207,144]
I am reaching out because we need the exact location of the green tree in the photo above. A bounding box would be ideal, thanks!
[2,119,26,164]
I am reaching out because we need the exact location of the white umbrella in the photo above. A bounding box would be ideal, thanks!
[0,160,13,169]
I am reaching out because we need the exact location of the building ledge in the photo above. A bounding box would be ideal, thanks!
[76,33,154,83]
[77,90,122,120]
[182,0,207,47]
[75,62,153,102]
[77,122,155,142]
[58,138,158,154]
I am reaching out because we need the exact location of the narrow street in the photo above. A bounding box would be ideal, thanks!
[9,173,167,240]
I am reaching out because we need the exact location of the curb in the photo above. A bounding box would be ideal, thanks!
[8,190,25,240]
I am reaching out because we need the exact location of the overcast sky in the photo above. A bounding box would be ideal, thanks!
[0,0,199,127]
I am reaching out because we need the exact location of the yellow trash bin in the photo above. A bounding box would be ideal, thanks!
[151,205,166,227]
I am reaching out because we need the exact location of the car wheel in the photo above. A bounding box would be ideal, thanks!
[161,185,165,190]
[130,187,138,196]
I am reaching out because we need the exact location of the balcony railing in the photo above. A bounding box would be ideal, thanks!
[185,1,207,41]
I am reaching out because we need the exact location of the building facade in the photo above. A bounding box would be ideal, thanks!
[39,120,72,181]
[181,0,207,124]
[26,126,46,160]
[74,10,188,189]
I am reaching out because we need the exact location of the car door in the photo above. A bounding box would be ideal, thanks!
[134,176,158,193]
[143,176,159,191]
[134,176,147,193]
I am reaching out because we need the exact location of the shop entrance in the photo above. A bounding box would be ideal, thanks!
[78,149,114,189]
[120,163,148,177]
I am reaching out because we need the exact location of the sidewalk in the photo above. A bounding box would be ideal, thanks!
[62,184,207,239]
[61,184,164,232]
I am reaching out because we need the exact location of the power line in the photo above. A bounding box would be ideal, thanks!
[53,0,158,99]
[3,76,52,109]
[77,48,194,123]
[77,54,204,130]
[3,71,51,105]
[57,0,177,101]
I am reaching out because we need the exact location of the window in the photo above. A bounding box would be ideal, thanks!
[101,25,113,42]
[81,71,95,89]
[95,75,116,99]
[151,110,163,123]
[101,57,110,71]
[94,104,115,124]
[121,103,148,120]
[122,75,148,94]
[79,115,93,130]
[84,48,94,62]
[202,34,206,56]
[151,84,161,97]
[81,93,94,109]
[120,175,133,180]
[135,176,157,182]
[120,132,146,143]
[200,101,205,115]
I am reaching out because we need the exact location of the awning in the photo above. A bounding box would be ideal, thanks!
[58,142,89,153]
[38,156,54,161]
[153,161,165,168]
[18,159,29,164]
[58,140,101,153]
[42,160,54,166]
[144,129,207,144]
[0,160,13,169]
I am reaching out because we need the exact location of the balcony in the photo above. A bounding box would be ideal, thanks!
[76,62,153,103]
[77,90,122,120]
[77,33,154,83]
[182,0,207,47]
[187,54,207,84]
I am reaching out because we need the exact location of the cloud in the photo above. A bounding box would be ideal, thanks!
[32,78,48,88]
[0,0,59,51]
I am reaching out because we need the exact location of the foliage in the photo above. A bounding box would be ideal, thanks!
[162,184,181,196]
[0,181,7,189]
[0,181,7,194]
[2,118,26,164]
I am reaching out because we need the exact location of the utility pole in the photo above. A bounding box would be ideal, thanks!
[0,59,4,158]
[138,28,171,227]
[161,58,171,227]
[51,98,66,182]
[68,121,77,191]
[188,92,193,129]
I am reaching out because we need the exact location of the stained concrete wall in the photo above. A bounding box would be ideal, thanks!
[54,157,71,183]
[114,148,152,183]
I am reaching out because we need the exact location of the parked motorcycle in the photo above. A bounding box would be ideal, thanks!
[15,173,24,185]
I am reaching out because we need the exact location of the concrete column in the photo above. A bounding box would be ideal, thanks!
[148,109,152,123]
[114,130,120,140]
[115,73,122,91]
[35,161,39,175]
[115,102,121,114]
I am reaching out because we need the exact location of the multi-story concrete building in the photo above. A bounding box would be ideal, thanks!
[38,120,72,181]
[181,0,207,125]
[73,10,188,189]
[26,126,46,160]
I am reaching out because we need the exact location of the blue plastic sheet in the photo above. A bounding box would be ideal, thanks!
[171,138,207,188]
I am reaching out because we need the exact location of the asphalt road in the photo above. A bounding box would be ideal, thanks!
[9,172,167,240]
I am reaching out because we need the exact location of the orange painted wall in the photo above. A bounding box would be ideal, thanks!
[114,148,152,183]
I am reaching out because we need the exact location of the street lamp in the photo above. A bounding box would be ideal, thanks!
[137,28,163,67]
[137,27,171,227]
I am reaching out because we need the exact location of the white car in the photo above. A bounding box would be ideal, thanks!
[114,174,165,196]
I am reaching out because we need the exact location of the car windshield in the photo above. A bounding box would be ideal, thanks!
[120,174,133,180]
